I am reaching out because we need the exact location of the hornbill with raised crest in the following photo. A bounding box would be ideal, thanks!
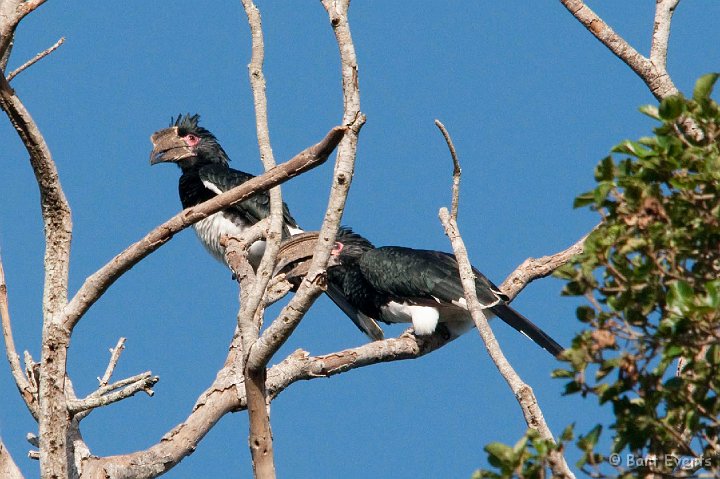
[149,114,385,340]
[326,228,564,358]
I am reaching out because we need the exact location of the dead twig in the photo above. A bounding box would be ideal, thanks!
[7,37,64,82]
[0,253,38,417]
[440,209,575,478]
[434,120,461,220]
[68,372,159,414]
[98,337,126,387]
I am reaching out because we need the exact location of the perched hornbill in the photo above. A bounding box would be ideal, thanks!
[326,228,564,357]
[149,113,302,269]
[149,114,385,340]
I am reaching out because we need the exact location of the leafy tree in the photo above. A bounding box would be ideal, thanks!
[474,74,720,478]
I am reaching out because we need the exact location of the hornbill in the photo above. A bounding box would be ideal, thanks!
[149,114,385,340]
[326,228,564,358]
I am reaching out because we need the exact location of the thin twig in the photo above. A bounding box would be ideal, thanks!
[0,253,37,417]
[98,337,126,387]
[499,225,596,299]
[69,372,158,414]
[434,120,461,220]
[7,37,64,82]
[440,209,575,479]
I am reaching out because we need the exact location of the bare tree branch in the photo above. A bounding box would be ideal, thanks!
[68,373,159,414]
[0,438,24,479]
[80,224,587,479]
[7,37,64,82]
[434,120,461,221]
[650,0,680,70]
[1,19,73,472]
[0,253,38,417]
[98,338,126,387]
[499,226,596,299]
[558,0,678,100]
[80,329,455,479]
[226,222,274,477]
[439,209,575,479]
[240,0,285,327]
[61,125,346,331]
[238,1,283,475]
[246,0,364,371]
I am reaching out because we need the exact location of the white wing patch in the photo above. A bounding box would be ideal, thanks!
[288,225,305,236]
[201,179,224,195]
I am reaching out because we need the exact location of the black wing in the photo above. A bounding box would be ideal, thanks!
[358,247,503,307]
[199,164,300,233]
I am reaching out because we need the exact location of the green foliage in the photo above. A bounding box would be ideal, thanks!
[474,74,720,478]
[471,429,571,479]
[555,73,720,477]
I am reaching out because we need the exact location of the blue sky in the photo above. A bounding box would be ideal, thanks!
[1,2,719,478]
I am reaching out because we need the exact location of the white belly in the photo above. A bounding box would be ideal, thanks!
[193,212,265,268]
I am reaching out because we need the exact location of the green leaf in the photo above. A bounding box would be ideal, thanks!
[512,435,529,455]
[576,306,596,323]
[594,156,615,181]
[573,191,595,209]
[560,424,575,442]
[693,73,719,102]
[664,345,683,359]
[666,280,694,312]
[552,368,574,378]
[593,181,613,205]
[658,95,686,120]
[638,104,660,120]
[704,280,719,308]
[484,442,514,467]
[577,425,602,451]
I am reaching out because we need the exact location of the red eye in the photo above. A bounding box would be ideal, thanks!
[184,134,200,147]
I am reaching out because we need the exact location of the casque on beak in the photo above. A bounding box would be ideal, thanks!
[149,126,194,165]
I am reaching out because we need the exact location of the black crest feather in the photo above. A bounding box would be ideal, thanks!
[336,227,375,259]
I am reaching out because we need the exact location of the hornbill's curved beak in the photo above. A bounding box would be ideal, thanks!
[149,126,193,165]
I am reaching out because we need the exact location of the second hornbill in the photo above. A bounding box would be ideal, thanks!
[149,114,384,340]
[326,228,564,358]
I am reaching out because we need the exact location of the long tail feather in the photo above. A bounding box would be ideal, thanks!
[489,304,564,358]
